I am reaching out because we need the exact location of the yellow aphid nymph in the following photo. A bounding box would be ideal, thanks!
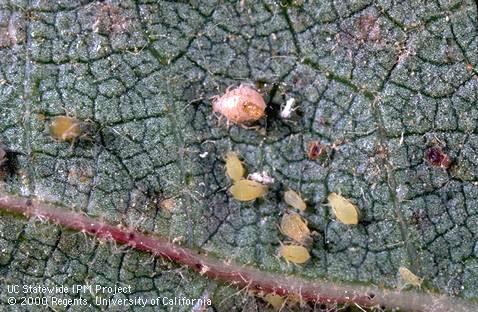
[280,212,312,246]
[284,189,307,211]
[327,192,360,225]
[399,266,423,288]
[229,179,267,201]
[278,244,310,264]
[225,152,245,182]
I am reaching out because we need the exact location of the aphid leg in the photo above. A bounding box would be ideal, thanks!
[68,137,77,152]
[79,118,97,142]
[209,95,220,102]
[276,222,285,236]
[239,123,262,131]
[211,111,225,126]
[225,84,237,93]
[60,106,76,119]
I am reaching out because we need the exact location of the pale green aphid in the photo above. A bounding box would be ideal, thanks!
[229,179,267,201]
[327,192,360,225]
[279,212,312,246]
[284,189,307,211]
[278,244,310,264]
[399,266,423,288]
[225,151,245,182]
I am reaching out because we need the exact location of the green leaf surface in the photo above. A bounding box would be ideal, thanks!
[0,0,477,311]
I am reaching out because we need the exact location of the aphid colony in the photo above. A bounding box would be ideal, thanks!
[224,152,311,264]
[278,189,313,264]
[225,151,363,266]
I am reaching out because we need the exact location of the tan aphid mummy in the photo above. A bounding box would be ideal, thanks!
[327,192,360,225]
[263,293,285,311]
[225,152,245,182]
[49,116,82,142]
[284,189,307,211]
[278,244,310,264]
[212,85,266,124]
[399,266,423,287]
[229,179,267,201]
[280,212,312,246]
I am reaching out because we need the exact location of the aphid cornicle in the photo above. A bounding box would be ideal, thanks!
[327,192,360,225]
[212,84,266,124]
[284,189,307,211]
[278,244,310,264]
[229,179,268,201]
[225,152,245,182]
[279,212,312,246]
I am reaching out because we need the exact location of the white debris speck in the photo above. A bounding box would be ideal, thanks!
[199,152,208,158]
[280,98,296,119]
[247,171,275,184]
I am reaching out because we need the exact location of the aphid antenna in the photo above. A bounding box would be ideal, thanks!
[270,54,299,61]
[384,241,405,249]
[125,44,147,55]
[104,126,134,144]
[399,131,405,146]
[179,96,208,113]
[275,221,285,236]
[345,127,378,136]
[431,134,445,146]
[359,187,368,204]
